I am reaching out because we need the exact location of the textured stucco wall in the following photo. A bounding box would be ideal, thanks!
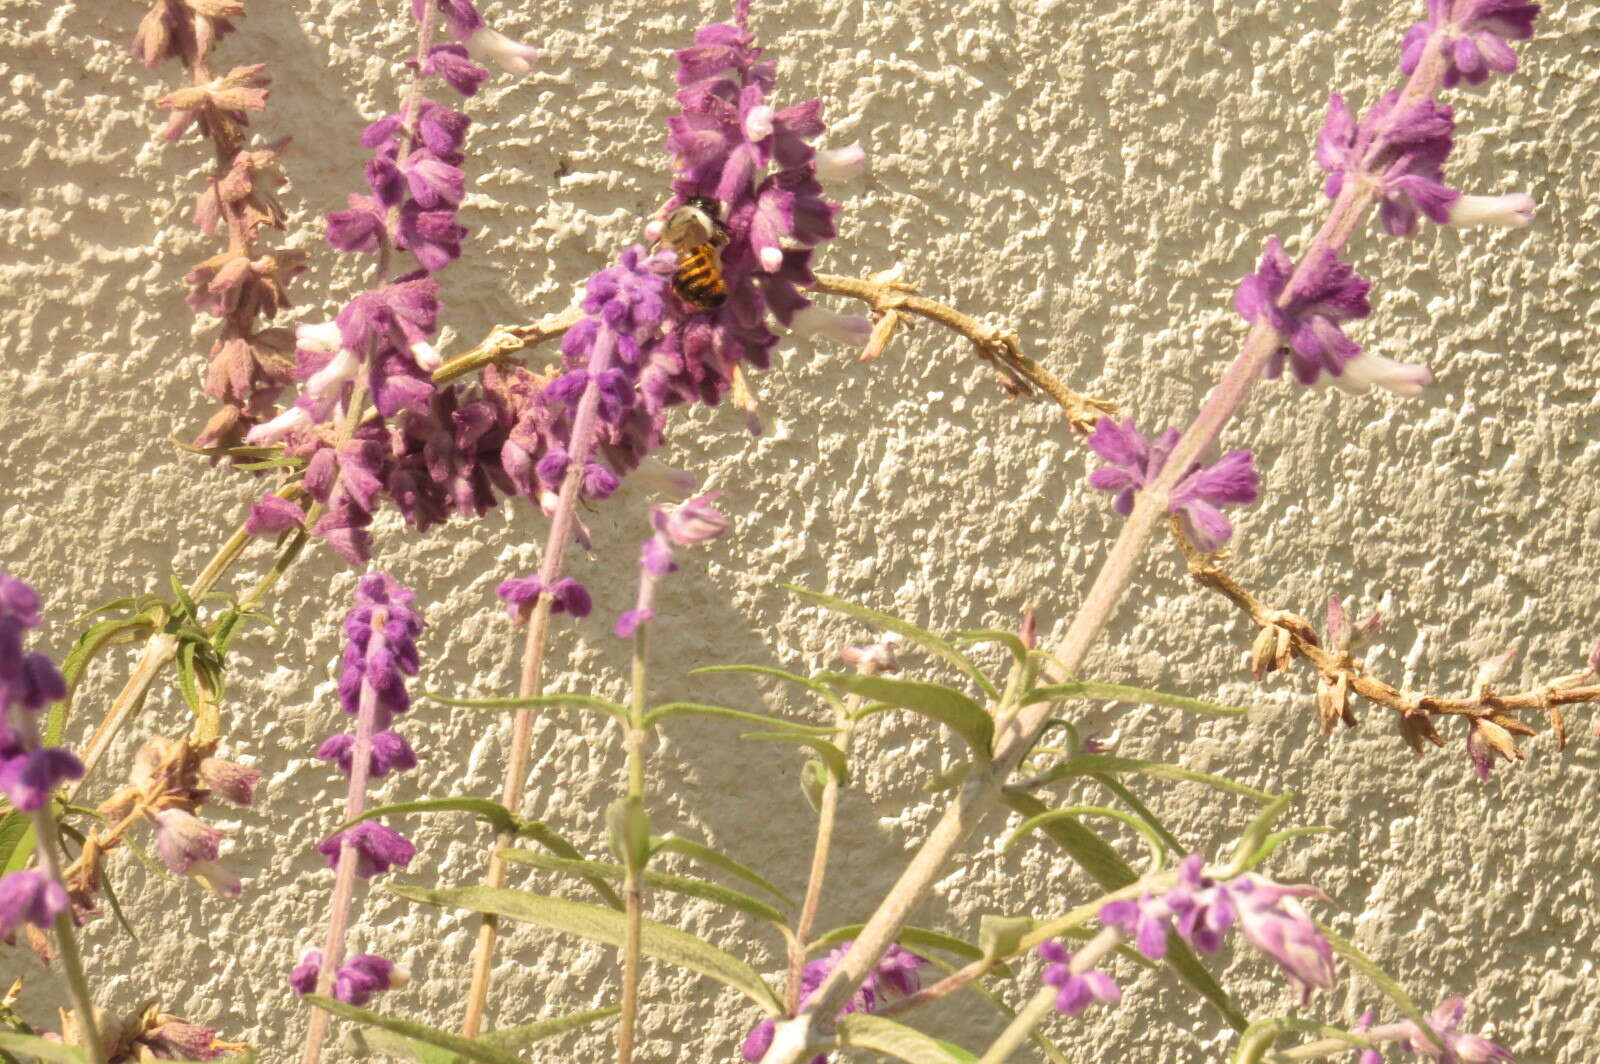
[3,0,1599,1060]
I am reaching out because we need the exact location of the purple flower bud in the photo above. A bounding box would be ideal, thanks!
[317,822,416,878]
[1038,941,1121,1015]
[550,578,592,618]
[496,575,546,622]
[1085,418,1260,552]
[615,609,654,639]
[1236,239,1375,388]
[1398,997,1515,1062]
[402,150,467,209]
[334,953,410,1006]
[1229,874,1337,1003]
[0,745,84,812]
[420,42,490,96]
[153,809,222,874]
[464,26,537,73]
[316,730,418,778]
[743,941,927,1060]
[365,155,407,209]
[12,653,67,712]
[199,757,261,806]
[289,948,322,996]
[246,494,307,537]
[0,869,69,943]
[656,491,729,545]
[1400,0,1539,88]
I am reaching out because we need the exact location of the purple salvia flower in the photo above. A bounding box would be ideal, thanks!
[1396,998,1516,1062]
[317,730,418,779]
[1085,418,1260,553]
[742,942,927,1063]
[616,492,729,638]
[199,757,261,806]
[317,822,416,879]
[246,493,307,536]
[1317,92,1459,239]
[1236,239,1374,386]
[334,953,411,1007]
[496,576,593,623]
[151,809,241,897]
[0,745,83,813]
[1400,0,1539,88]
[1228,874,1337,1003]
[0,572,81,812]
[339,573,426,728]
[1037,940,1122,1015]
[290,948,323,996]
[417,43,489,96]
[0,869,70,944]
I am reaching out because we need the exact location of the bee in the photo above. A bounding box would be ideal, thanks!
[659,196,729,310]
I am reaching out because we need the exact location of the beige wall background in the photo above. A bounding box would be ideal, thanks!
[3,0,1598,1060]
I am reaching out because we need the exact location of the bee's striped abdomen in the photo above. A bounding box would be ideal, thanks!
[672,244,728,309]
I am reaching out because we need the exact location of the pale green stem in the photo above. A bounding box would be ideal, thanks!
[617,625,650,1064]
[976,984,1058,1064]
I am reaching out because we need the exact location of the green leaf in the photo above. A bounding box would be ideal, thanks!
[808,925,1006,976]
[834,1014,977,1063]
[303,997,523,1064]
[348,1006,620,1063]
[0,812,31,876]
[513,821,623,911]
[422,691,627,725]
[1318,924,1445,1053]
[1026,755,1276,804]
[651,835,797,908]
[391,885,783,1014]
[1231,1018,1372,1064]
[0,1033,85,1063]
[922,762,972,795]
[1241,826,1337,872]
[169,574,201,622]
[1004,806,1167,869]
[977,915,1036,965]
[641,702,832,733]
[1018,682,1251,718]
[1002,790,1247,1031]
[334,798,522,837]
[496,849,789,926]
[46,613,155,745]
[1090,772,1186,857]
[605,797,652,869]
[783,585,1000,700]
[949,629,1030,667]
[739,732,849,783]
[819,673,994,756]
[686,664,845,709]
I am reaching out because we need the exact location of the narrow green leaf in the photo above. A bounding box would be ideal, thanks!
[1002,790,1247,1032]
[47,614,155,745]
[1232,1018,1372,1064]
[923,762,972,795]
[687,664,844,709]
[1243,826,1337,872]
[0,1033,84,1063]
[1027,755,1275,804]
[807,925,1006,976]
[169,574,200,621]
[233,457,306,471]
[819,673,994,756]
[333,798,522,837]
[303,997,523,1064]
[174,640,202,717]
[739,732,849,783]
[391,885,782,1014]
[1005,806,1168,868]
[783,585,1000,699]
[949,629,1030,666]
[422,691,627,725]
[1019,681,1251,717]
[641,702,832,733]
[1226,792,1297,873]
[1318,924,1445,1052]
[651,835,797,908]
[1090,772,1186,857]
[348,1006,619,1063]
[834,1014,977,1063]
[496,849,789,926]
[514,821,623,911]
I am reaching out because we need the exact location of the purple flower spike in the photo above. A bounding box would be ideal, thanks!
[317,822,416,879]
[496,575,592,622]
[617,493,731,638]
[317,730,418,779]
[340,573,425,728]
[1401,0,1539,88]
[0,869,70,944]
[742,941,927,1062]
[1085,418,1259,553]
[1318,92,1459,239]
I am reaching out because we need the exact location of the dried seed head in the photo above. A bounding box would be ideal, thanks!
[1316,673,1351,734]
[1397,711,1443,756]
[1250,625,1280,682]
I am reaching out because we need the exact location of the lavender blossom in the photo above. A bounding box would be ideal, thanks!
[245,493,307,536]
[290,948,410,1006]
[1395,998,1515,1062]
[0,869,69,944]
[1400,0,1540,88]
[1317,92,1458,239]
[152,809,243,898]
[741,942,927,1062]
[339,573,426,730]
[1037,940,1122,1015]
[317,730,418,778]
[497,576,593,622]
[0,571,81,813]
[1085,418,1259,552]
[317,822,416,879]
[1099,855,1336,1002]
[616,492,730,637]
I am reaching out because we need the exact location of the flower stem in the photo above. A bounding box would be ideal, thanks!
[461,328,619,1037]
[617,625,650,1064]
[761,41,1454,1064]
[299,607,388,1064]
[975,983,1057,1064]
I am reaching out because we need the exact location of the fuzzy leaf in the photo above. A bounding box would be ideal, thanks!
[1004,805,1168,868]
[304,997,523,1064]
[391,885,782,1013]
[740,732,849,783]
[687,664,844,709]
[1027,755,1275,804]
[334,798,522,837]
[0,813,31,875]
[949,629,1030,666]
[642,702,832,733]
[783,585,1000,699]
[496,849,789,926]
[1019,682,1251,718]
[651,835,797,907]
[834,1014,978,1063]
[348,1005,619,1063]
[819,673,994,756]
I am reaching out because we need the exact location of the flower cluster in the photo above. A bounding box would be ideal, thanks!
[1085,418,1260,553]
[741,942,927,1063]
[615,492,730,637]
[131,0,309,450]
[1347,998,1514,1063]
[1095,855,1337,1003]
[291,949,411,1007]
[1234,0,1538,397]
[293,573,425,1009]
[242,1,537,565]
[1037,940,1122,1015]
